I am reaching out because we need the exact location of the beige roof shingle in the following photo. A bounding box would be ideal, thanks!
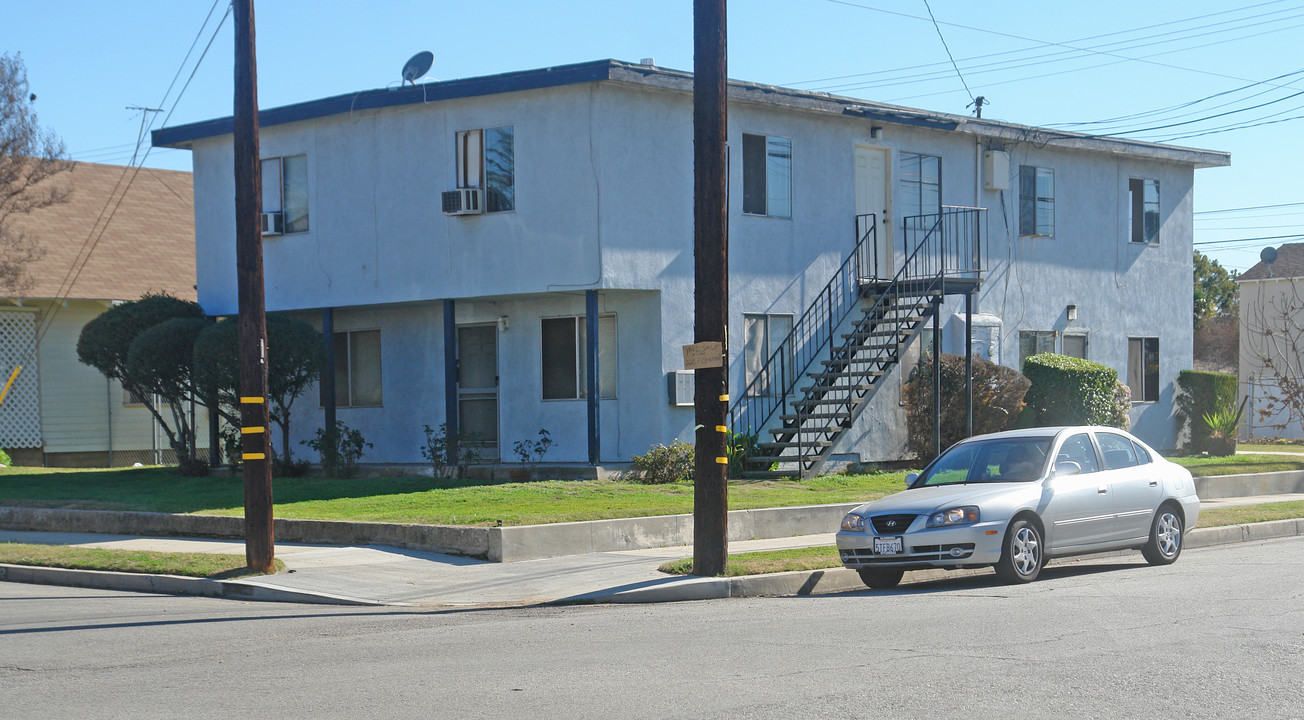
[4,161,195,301]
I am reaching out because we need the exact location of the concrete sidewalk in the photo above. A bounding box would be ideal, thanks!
[3,493,1303,607]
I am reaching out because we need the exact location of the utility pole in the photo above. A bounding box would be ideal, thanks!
[692,0,728,577]
[233,0,274,573]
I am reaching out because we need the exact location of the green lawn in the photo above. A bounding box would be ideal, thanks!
[1169,454,1304,476]
[0,466,907,527]
[659,500,1304,577]
[0,542,283,579]
[1237,443,1304,455]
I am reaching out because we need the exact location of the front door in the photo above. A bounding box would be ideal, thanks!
[457,325,498,459]
[854,145,891,279]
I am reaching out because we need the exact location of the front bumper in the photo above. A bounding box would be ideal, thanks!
[836,520,1006,570]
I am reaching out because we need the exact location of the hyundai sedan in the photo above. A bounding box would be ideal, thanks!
[836,427,1200,588]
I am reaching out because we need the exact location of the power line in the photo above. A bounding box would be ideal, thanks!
[1194,233,1304,247]
[920,0,974,104]
[1196,201,1304,215]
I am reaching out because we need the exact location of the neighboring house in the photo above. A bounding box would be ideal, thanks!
[0,161,208,466]
[153,59,1228,474]
[1236,243,1304,440]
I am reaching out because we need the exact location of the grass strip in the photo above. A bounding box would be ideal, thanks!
[1169,454,1304,477]
[0,542,284,579]
[658,501,1304,577]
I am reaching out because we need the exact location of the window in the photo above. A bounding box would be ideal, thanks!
[1097,432,1139,470]
[1057,433,1100,474]
[743,313,794,397]
[1127,337,1160,403]
[261,154,309,233]
[1062,333,1088,359]
[1132,440,1152,464]
[1019,330,1056,367]
[456,126,514,213]
[1129,178,1160,244]
[742,133,791,218]
[321,330,382,407]
[899,152,941,219]
[541,315,616,400]
[1019,165,1054,237]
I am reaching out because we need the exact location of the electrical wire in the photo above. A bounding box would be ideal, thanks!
[921,0,974,103]
[1197,201,1304,214]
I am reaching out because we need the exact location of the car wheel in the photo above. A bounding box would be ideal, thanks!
[1142,505,1183,565]
[995,518,1043,584]
[858,568,904,589]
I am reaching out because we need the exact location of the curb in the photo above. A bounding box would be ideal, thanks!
[587,517,1304,604]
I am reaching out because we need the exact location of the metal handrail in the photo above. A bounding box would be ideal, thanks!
[728,206,985,473]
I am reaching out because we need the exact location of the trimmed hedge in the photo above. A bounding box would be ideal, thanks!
[905,353,1031,462]
[1022,353,1126,428]
[1174,370,1237,453]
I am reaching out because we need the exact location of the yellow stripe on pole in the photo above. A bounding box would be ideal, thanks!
[242,452,266,461]
[240,396,265,404]
[0,365,21,406]
[718,394,729,402]
[241,426,265,434]
[715,425,728,433]
[715,457,728,464]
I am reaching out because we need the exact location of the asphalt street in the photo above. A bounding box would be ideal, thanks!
[3,536,1300,719]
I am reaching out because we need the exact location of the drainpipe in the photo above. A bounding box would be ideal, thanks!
[106,377,113,467]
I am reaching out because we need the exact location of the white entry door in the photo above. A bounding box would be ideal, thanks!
[854,146,891,279]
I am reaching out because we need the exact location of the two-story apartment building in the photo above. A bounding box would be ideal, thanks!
[154,59,1228,472]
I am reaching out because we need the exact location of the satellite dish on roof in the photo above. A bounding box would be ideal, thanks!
[1262,246,1278,277]
[401,51,434,85]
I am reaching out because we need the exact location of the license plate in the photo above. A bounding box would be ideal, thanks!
[874,536,903,555]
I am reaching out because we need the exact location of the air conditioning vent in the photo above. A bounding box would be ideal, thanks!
[441,188,483,216]
[261,211,284,235]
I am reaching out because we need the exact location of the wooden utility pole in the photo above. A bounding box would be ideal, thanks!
[233,0,274,572]
[692,0,729,577]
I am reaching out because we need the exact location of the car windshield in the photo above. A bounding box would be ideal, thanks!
[914,436,1053,487]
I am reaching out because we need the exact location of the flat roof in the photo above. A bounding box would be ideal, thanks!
[152,59,1230,169]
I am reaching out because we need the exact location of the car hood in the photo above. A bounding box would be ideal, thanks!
[851,482,1039,515]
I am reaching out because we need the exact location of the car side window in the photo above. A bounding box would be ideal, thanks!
[1056,433,1100,474]
[1097,432,1139,470]
[1132,440,1152,464]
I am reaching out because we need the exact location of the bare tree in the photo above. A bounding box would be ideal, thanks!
[0,52,71,295]
[1242,278,1304,437]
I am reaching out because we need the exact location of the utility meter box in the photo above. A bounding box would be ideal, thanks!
[667,371,695,406]
[983,150,1010,191]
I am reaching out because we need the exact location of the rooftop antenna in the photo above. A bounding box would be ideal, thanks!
[401,51,434,86]
[967,96,986,118]
[1261,246,1278,277]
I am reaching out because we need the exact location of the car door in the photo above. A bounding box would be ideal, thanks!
[1098,432,1163,542]
[1042,432,1116,549]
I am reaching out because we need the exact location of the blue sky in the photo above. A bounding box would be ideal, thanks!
[6,0,1302,272]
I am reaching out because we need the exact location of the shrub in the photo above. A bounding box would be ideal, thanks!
[0,448,11,466]
[905,353,1031,462]
[512,428,554,469]
[726,429,765,478]
[631,440,695,484]
[1106,380,1132,431]
[1174,370,1237,453]
[1022,353,1125,428]
[420,423,482,479]
[302,421,372,478]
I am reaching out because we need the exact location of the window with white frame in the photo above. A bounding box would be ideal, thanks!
[743,313,794,397]
[1127,337,1160,403]
[456,126,514,213]
[1129,178,1160,244]
[1019,330,1056,368]
[541,315,616,400]
[261,154,309,233]
[742,133,791,218]
[320,330,382,407]
[899,152,941,219]
[1019,165,1054,237]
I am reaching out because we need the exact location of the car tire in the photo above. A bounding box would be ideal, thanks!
[858,568,904,590]
[1142,505,1183,565]
[995,518,1044,584]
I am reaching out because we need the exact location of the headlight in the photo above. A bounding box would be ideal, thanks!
[926,506,979,527]
[841,513,866,531]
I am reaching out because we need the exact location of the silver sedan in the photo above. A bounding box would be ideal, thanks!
[837,426,1200,588]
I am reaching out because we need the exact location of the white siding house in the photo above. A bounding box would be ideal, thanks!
[1237,243,1304,440]
[154,60,1227,472]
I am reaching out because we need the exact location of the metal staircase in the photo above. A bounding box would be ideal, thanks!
[729,207,985,479]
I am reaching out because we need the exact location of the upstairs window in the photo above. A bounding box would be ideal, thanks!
[456,126,514,213]
[1129,178,1160,244]
[261,154,309,233]
[1019,165,1054,238]
[742,133,791,218]
[1127,337,1160,403]
[899,152,941,219]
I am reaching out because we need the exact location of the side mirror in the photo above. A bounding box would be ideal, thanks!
[1053,461,1082,477]
[905,472,919,487]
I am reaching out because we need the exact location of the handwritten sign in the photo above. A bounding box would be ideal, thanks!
[682,342,724,370]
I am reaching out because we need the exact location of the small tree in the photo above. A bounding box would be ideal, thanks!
[126,317,210,469]
[905,352,1030,462]
[1242,279,1304,437]
[0,52,71,294]
[193,313,323,469]
[77,293,206,468]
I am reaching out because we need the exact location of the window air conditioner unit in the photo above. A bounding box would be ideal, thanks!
[441,188,483,216]
[260,211,284,235]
